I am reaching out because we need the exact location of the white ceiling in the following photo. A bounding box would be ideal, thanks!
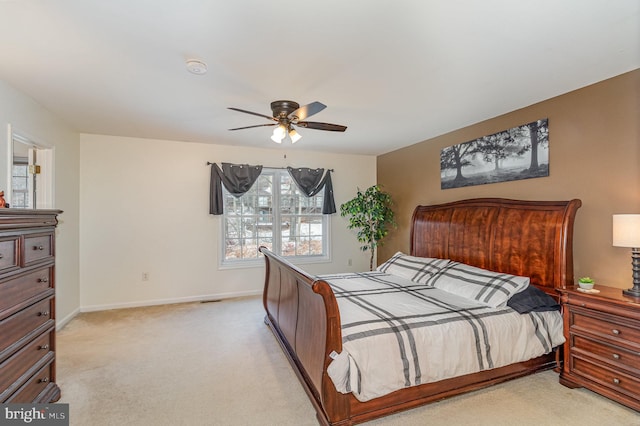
[0,1,638,155]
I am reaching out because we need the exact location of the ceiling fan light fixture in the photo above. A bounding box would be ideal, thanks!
[271,124,286,143]
[289,128,301,144]
[228,100,347,144]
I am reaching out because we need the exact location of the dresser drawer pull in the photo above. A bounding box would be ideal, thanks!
[612,353,620,360]
[612,378,621,385]
[37,311,49,317]
[38,377,49,384]
[38,344,49,350]
[612,329,620,335]
[38,277,49,283]
[0,253,3,259]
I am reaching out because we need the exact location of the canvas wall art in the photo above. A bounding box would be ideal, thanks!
[440,118,549,189]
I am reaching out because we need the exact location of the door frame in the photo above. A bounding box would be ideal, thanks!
[6,124,55,209]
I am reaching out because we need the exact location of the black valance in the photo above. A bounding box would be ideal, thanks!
[287,167,336,214]
[209,163,336,215]
[209,163,263,215]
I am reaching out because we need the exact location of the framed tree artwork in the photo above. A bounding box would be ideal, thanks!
[440,118,549,189]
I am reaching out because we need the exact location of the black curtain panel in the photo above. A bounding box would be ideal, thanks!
[209,163,263,215]
[321,172,336,214]
[287,167,336,214]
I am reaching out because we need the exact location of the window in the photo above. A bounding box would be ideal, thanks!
[221,169,329,266]
[11,159,30,208]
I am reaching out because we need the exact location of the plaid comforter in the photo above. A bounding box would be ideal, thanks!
[322,271,564,402]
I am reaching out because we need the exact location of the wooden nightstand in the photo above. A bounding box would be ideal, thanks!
[559,285,640,411]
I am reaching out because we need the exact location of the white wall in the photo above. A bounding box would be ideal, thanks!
[0,79,81,326]
[79,134,376,310]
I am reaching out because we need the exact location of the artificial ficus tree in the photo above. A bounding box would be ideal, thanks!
[340,185,396,271]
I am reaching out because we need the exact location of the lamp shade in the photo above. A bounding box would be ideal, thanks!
[289,128,301,144]
[612,214,640,247]
[270,124,286,143]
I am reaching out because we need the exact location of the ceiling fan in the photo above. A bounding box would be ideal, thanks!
[228,100,347,144]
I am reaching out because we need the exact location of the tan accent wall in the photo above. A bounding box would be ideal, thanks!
[377,69,640,290]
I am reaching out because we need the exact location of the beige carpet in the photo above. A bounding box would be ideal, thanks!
[56,296,639,426]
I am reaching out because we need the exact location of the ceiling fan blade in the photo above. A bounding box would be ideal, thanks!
[229,123,277,131]
[297,121,347,132]
[289,101,326,121]
[228,107,277,121]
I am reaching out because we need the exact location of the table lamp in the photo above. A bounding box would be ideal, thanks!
[613,214,640,297]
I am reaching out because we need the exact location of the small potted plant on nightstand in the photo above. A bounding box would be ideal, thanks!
[578,277,595,290]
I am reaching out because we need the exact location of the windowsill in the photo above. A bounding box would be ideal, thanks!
[219,254,331,270]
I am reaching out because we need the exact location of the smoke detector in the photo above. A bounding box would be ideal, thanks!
[186,59,207,75]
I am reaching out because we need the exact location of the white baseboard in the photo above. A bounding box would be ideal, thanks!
[56,307,81,331]
[79,289,263,313]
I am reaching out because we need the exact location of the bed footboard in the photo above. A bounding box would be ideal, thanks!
[259,247,350,425]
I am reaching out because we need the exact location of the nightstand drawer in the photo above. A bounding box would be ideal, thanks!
[572,356,640,399]
[571,309,640,347]
[573,335,640,373]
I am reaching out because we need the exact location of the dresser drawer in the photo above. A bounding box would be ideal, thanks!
[571,355,640,400]
[573,335,640,374]
[0,236,19,273]
[571,308,640,347]
[0,267,53,319]
[5,360,54,403]
[0,298,53,360]
[23,233,54,266]
[0,331,53,401]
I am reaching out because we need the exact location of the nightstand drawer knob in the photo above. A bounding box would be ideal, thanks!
[612,329,620,335]
[34,245,44,251]
[39,344,49,350]
[38,277,49,283]
[37,311,49,317]
[39,377,49,384]
[612,353,620,360]
[612,378,621,385]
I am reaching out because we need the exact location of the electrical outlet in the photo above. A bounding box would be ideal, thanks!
[142,272,149,281]
[348,259,352,266]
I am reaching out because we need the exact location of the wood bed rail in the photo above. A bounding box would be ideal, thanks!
[259,247,349,424]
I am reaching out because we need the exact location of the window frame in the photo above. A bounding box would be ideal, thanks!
[219,168,331,269]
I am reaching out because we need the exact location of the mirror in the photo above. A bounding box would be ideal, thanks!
[6,125,54,209]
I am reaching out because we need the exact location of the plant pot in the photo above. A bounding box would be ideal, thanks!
[578,281,595,290]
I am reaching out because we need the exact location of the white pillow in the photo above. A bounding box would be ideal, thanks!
[429,261,530,307]
[377,252,451,284]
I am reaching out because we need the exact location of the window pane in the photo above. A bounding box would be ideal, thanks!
[12,165,28,177]
[13,177,27,191]
[225,217,241,238]
[12,192,27,208]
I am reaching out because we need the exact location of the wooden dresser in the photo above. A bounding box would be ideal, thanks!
[0,209,62,403]
[559,285,640,411]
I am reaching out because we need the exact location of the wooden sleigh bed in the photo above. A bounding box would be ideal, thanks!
[260,198,581,425]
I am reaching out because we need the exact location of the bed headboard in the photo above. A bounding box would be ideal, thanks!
[410,198,581,291]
